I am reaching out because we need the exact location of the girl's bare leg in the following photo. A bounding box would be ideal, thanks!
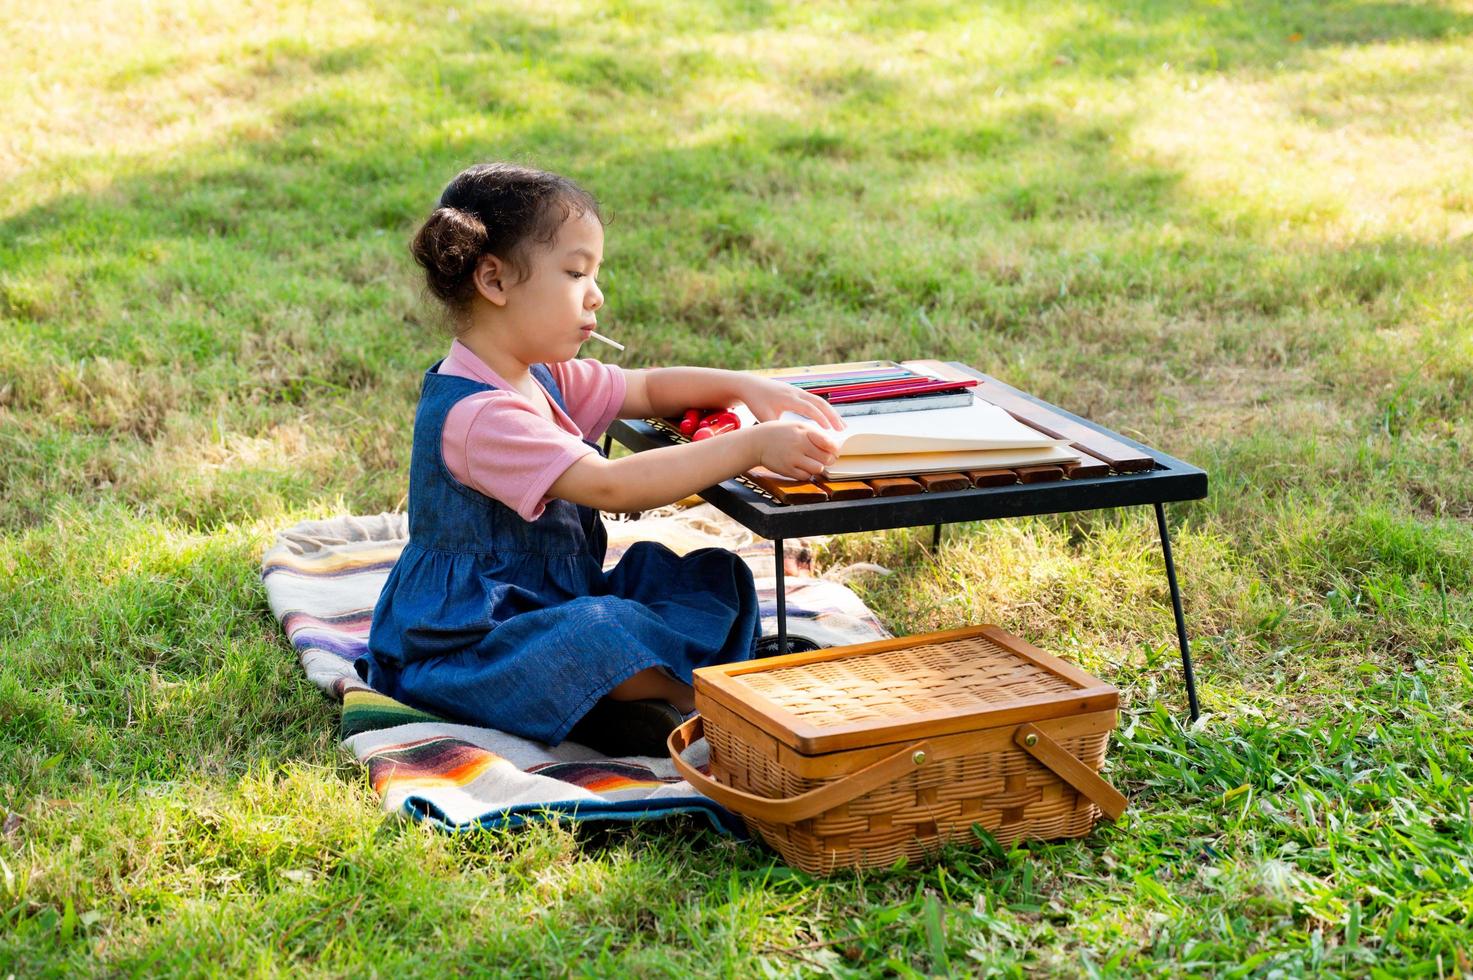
[607,667,694,713]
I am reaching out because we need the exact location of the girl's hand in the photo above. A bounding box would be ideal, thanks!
[753,421,842,479]
[737,376,845,430]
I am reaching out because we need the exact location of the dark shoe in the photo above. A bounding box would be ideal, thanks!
[754,633,823,657]
[566,698,685,757]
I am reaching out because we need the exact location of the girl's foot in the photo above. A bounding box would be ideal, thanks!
[754,633,822,657]
[566,698,684,757]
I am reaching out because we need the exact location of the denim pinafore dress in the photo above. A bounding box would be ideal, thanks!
[359,362,760,745]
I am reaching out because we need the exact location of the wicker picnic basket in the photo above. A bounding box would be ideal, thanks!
[668,625,1128,874]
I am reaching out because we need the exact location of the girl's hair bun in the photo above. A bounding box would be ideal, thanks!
[408,162,603,322]
[411,206,490,307]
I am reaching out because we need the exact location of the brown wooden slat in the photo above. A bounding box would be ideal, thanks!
[916,472,970,493]
[817,480,876,500]
[1015,465,1065,484]
[867,477,924,496]
[747,468,829,504]
[966,468,1019,488]
[1063,458,1111,479]
[902,360,1156,472]
[979,387,1153,472]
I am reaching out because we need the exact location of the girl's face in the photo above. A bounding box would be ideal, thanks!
[501,210,605,363]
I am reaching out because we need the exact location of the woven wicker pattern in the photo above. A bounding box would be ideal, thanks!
[697,628,1118,874]
[706,725,1109,875]
[736,635,1079,727]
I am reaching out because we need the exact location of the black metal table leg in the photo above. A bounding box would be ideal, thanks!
[931,523,942,552]
[1154,502,1200,721]
[773,537,787,654]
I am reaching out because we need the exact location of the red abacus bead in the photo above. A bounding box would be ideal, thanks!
[678,409,701,435]
[693,419,737,440]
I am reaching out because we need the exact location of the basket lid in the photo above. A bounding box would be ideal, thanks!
[694,625,1118,755]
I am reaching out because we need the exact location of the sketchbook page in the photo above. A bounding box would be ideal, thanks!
[833,401,1060,454]
[732,400,1060,455]
[824,444,1080,480]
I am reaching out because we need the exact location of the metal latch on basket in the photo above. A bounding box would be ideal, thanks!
[1013,723,1128,820]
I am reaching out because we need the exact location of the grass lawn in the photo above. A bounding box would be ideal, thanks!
[3,0,1472,974]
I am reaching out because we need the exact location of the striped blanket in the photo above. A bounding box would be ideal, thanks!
[261,508,890,833]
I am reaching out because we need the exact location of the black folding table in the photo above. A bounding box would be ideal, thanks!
[606,364,1210,720]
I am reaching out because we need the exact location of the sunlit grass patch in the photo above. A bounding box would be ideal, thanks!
[0,0,391,192]
[1130,41,1473,245]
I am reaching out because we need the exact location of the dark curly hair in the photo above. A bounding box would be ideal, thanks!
[410,163,604,321]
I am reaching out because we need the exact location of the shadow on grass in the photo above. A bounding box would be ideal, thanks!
[1053,0,1473,74]
[0,510,332,800]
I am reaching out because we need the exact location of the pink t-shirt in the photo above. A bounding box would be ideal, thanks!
[437,340,627,521]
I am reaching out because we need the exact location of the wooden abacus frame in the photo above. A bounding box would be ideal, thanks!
[606,363,1209,719]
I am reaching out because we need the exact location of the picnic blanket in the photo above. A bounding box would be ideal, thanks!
[261,507,891,833]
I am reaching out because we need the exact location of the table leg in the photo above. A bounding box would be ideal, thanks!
[1154,502,1200,721]
[773,537,787,654]
[931,524,942,552]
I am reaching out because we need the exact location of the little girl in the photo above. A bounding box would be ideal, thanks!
[359,162,844,757]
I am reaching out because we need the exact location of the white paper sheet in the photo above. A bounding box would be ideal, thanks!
[732,397,1066,455]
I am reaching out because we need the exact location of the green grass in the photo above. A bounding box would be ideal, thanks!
[3,0,1472,974]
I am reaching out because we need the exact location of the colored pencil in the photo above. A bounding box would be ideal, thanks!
[825,379,979,404]
[808,377,946,396]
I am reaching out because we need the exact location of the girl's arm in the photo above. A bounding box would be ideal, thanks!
[619,367,845,429]
[549,421,840,513]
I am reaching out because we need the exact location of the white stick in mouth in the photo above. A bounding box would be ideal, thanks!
[588,331,625,351]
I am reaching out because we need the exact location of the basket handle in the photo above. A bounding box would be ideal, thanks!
[1013,723,1128,820]
[668,715,934,824]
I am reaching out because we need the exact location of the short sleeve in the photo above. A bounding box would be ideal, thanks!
[547,358,626,440]
[442,391,598,522]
